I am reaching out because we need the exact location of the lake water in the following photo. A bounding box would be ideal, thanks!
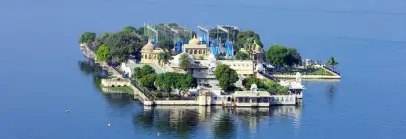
[1,0,406,139]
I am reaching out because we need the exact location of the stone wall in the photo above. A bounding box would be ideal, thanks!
[101,78,131,87]
[273,74,340,79]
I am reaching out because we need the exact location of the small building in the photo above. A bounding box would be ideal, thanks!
[279,72,305,99]
[182,35,208,58]
[251,40,264,63]
[140,40,164,64]
[232,84,271,107]
[169,53,254,85]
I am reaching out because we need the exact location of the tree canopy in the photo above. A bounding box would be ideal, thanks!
[133,65,156,80]
[157,39,175,51]
[102,31,145,62]
[242,76,289,95]
[213,64,239,92]
[123,26,137,32]
[234,51,249,60]
[179,53,191,71]
[96,44,110,62]
[158,52,172,65]
[326,57,339,71]
[236,30,263,51]
[155,72,194,98]
[326,57,339,67]
[265,45,302,67]
[138,74,156,89]
[79,32,96,44]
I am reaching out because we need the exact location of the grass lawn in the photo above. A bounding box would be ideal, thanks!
[109,86,134,94]
[275,67,333,76]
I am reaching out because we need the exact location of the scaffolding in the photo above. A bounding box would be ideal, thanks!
[143,23,194,43]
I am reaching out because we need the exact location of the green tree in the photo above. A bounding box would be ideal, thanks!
[133,67,142,79]
[155,72,176,96]
[158,52,172,65]
[262,79,289,95]
[141,65,156,76]
[236,30,263,51]
[174,74,193,99]
[234,51,249,60]
[96,44,110,62]
[243,37,255,59]
[103,31,145,63]
[123,26,137,32]
[326,57,339,71]
[94,32,113,50]
[285,48,302,66]
[138,74,156,90]
[79,32,96,45]
[242,76,264,89]
[265,45,288,67]
[265,45,302,67]
[157,39,174,51]
[179,53,191,71]
[213,64,239,92]
[133,65,155,80]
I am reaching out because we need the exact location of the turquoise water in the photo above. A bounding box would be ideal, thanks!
[1,0,406,138]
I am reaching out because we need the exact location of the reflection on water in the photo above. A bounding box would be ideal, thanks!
[78,60,303,139]
[137,106,302,139]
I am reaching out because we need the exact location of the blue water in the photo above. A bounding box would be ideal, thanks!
[1,0,405,138]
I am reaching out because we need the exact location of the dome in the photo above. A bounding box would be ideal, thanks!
[141,41,154,53]
[172,52,195,65]
[208,53,217,63]
[255,64,264,72]
[188,35,200,45]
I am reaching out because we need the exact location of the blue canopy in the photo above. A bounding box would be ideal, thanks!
[153,36,157,48]
[225,40,233,56]
[177,40,182,52]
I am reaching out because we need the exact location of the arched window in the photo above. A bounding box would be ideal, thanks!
[194,49,197,54]
[198,49,201,54]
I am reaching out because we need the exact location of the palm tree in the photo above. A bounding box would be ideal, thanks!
[158,52,172,66]
[243,37,255,60]
[179,53,191,71]
[326,57,339,72]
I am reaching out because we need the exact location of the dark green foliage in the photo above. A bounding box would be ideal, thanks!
[138,74,156,89]
[242,76,264,89]
[133,65,156,90]
[141,65,155,76]
[234,51,249,60]
[133,67,142,79]
[133,65,155,79]
[79,32,96,44]
[123,26,137,32]
[213,64,239,92]
[155,72,194,98]
[265,45,302,67]
[242,76,289,95]
[157,39,174,51]
[103,31,145,62]
[236,30,263,51]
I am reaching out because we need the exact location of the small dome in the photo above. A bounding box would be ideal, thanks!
[141,41,154,52]
[188,35,200,45]
[255,64,264,72]
[208,53,216,63]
